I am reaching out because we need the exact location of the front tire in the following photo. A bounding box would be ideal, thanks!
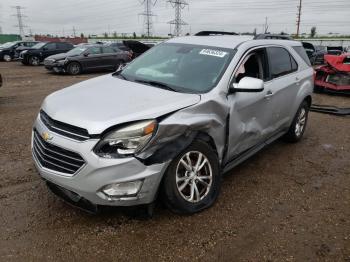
[161,140,221,214]
[283,100,309,143]
[29,56,40,66]
[3,55,12,62]
[67,62,81,75]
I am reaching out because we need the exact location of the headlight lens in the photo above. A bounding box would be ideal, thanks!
[94,120,157,158]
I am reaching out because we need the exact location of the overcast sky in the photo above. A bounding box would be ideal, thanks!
[0,0,349,37]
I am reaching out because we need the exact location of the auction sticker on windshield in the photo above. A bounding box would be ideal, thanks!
[199,49,228,58]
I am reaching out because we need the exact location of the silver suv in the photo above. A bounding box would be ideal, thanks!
[32,35,313,214]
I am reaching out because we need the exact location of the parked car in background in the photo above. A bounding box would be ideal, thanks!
[327,46,344,56]
[108,40,151,58]
[314,46,327,65]
[14,42,41,59]
[32,33,313,215]
[20,42,74,66]
[44,44,132,75]
[301,42,317,65]
[0,41,39,61]
[314,53,350,94]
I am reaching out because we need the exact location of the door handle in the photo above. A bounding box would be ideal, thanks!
[264,90,274,98]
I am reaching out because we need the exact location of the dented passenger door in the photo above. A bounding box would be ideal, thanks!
[226,47,276,160]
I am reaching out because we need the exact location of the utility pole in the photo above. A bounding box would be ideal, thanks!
[264,17,269,34]
[73,26,76,37]
[139,0,157,38]
[296,0,302,37]
[12,6,27,38]
[167,0,189,37]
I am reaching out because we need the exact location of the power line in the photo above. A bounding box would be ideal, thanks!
[167,0,189,37]
[139,0,157,37]
[12,6,27,37]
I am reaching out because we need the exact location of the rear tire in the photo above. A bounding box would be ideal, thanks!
[283,100,309,143]
[161,140,221,214]
[67,62,81,75]
[29,56,40,66]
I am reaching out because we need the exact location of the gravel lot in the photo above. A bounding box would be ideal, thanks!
[0,62,349,261]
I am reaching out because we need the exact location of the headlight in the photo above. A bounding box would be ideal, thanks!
[21,50,28,54]
[94,120,157,158]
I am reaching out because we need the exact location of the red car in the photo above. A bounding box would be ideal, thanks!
[314,54,350,94]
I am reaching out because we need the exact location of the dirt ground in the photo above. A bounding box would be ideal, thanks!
[0,62,349,261]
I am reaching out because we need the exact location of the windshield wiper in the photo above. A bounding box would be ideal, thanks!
[134,79,177,92]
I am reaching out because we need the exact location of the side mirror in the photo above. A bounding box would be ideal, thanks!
[83,52,89,57]
[230,77,264,93]
[43,47,48,51]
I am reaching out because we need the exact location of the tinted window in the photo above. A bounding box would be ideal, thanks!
[291,55,298,71]
[102,46,116,54]
[45,43,56,50]
[88,46,102,54]
[57,43,67,49]
[293,46,311,66]
[267,47,294,78]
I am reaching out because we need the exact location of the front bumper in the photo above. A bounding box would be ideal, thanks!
[44,63,65,73]
[31,115,168,207]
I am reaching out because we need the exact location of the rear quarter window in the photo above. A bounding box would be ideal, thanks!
[292,46,311,66]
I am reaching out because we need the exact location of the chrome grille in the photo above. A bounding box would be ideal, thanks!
[40,110,90,141]
[32,130,85,175]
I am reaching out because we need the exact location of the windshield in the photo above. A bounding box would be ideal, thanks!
[66,47,88,56]
[120,43,235,93]
[32,42,46,49]
[1,42,16,48]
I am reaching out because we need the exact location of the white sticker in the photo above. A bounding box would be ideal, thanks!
[199,49,228,58]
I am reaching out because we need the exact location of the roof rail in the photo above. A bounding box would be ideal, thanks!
[254,34,293,40]
[195,31,238,36]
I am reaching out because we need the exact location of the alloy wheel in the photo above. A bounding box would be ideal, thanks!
[30,57,40,66]
[3,55,11,62]
[295,107,306,137]
[175,151,213,203]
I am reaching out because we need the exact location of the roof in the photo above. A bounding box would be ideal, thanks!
[166,35,302,50]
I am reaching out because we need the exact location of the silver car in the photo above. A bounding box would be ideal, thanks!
[31,35,313,214]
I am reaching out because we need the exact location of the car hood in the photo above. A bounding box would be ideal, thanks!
[46,53,69,61]
[42,74,201,134]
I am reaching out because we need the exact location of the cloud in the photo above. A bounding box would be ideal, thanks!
[1,0,349,36]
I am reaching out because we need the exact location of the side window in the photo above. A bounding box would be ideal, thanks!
[102,46,116,54]
[88,47,102,55]
[57,43,71,49]
[292,46,311,66]
[290,55,298,71]
[267,47,295,78]
[45,43,56,50]
[234,49,267,83]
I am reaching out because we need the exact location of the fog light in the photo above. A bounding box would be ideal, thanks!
[102,180,143,197]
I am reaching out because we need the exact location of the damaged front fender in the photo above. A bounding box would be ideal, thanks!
[136,94,229,166]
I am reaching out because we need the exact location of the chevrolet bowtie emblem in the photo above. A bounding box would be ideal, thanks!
[41,132,53,142]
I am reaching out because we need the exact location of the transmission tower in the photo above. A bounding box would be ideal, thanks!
[139,0,157,37]
[167,0,188,37]
[296,0,302,37]
[12,6,27,37]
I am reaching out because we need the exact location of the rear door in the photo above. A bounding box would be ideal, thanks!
[101,46,120,69]
[80,46,103,70]
[264,46,300,131]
